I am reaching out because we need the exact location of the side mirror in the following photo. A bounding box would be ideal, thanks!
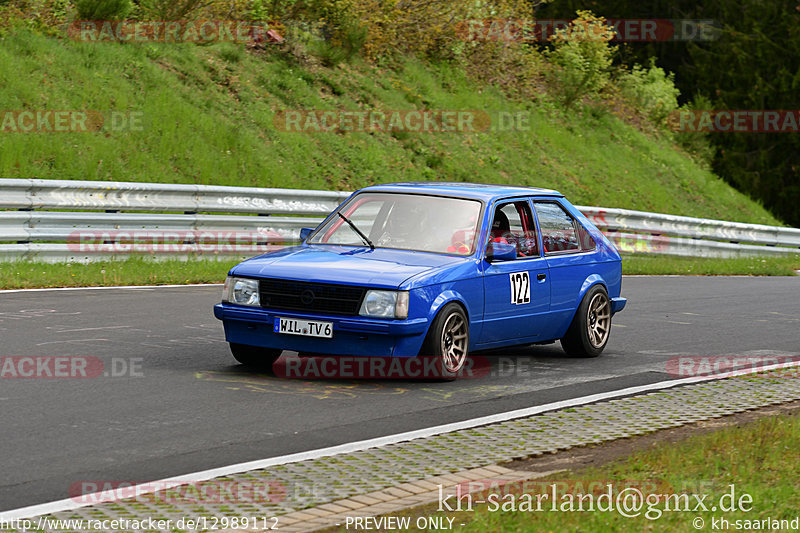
[299,228,314,242]
[487,242,517,262]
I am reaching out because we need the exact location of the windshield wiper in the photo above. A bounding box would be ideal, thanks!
[337,212,375,250]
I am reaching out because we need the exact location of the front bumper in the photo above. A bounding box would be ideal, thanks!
[214,304,429,357]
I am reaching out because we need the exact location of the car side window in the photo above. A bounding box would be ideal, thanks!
[534,202,582,254]
[578,223,597,251]
[488,201,538,258]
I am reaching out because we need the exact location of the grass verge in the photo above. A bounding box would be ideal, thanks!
[433,410,800,532]
[0,255,798,290]
[0,258,237,289]
[623,254,800,276]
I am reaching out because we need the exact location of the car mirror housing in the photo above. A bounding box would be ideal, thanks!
[299,227,315,242]
[487,241,517,262]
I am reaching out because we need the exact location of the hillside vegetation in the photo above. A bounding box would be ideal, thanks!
[0,20,780,224]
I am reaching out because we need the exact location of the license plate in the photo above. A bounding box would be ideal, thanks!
[274,317,333,339]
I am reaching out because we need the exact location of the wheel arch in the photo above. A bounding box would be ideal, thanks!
[418,291,470,355]
[428,290,470,322]
[565,274,609,325]
[579,274,609,300]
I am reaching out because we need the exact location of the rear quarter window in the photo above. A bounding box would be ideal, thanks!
[534,202,585,254]
[578,223,597,251]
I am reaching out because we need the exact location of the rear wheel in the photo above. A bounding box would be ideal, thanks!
[560,285,611,358]
[423,303,469,381]
[229,343,282,369]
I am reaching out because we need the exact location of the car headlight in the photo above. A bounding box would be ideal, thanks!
[359,290,409,319]
[223,277,260,307]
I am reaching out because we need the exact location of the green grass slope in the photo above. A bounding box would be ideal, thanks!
[0,29,780,225]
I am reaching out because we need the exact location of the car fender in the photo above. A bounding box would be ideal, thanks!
[577,274,608,307]
[565,273,605,316]
[562,274,608,331]
[548,275,607,340]
[421,289,477,345]
[428,290,470,323]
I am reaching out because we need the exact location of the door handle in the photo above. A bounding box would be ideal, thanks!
[537,273,547,281]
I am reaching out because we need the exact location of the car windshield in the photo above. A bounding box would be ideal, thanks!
[309,193,482,255]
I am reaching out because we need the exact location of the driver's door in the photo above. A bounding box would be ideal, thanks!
[479,200,551,344]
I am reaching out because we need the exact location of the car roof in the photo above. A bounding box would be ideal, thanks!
[356,182,563,202]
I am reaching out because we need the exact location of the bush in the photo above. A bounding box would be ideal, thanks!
[74,0,130,20]
[288,0,541,62]
[198,0,542,65]
[200,0,291,21]
[348,0,475,61]
[673,94,717,166]
[313,21,365,65]
[463,41,547,101]
[299,0,365,64]
[545,10,616,109]
[618,58,680,125]
[328,18,366,62]
[0,0,74,34]
[248,0,269,20]
[137,0,208,20]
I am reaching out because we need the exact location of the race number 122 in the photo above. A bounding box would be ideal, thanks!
[510,272,530,305]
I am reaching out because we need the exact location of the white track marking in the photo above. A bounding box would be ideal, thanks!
[53,326,132,334]
[0,284,223,294]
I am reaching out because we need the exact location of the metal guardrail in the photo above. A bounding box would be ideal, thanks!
[578,206,800,258]
[0,179,798,262]
[578,206,800,247]
[0,211,321,241]
[0,211,321,262]
[0,179,351,215]
[0,179,351,262]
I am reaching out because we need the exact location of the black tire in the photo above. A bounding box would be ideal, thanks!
[229,343,282,369]
[421,303,470,381]
[560,285,611,358]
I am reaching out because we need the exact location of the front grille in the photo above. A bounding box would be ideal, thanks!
[259,279,366,316]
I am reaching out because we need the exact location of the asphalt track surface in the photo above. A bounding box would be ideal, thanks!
[1,276,798,511]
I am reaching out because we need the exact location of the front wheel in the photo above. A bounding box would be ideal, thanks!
[560,285,611,358]
[423,303,470,381]
[230,343,282,369]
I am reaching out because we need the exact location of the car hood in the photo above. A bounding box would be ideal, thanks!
[231,245,469,289]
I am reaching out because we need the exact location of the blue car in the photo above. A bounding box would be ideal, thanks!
[214,182,626,380]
